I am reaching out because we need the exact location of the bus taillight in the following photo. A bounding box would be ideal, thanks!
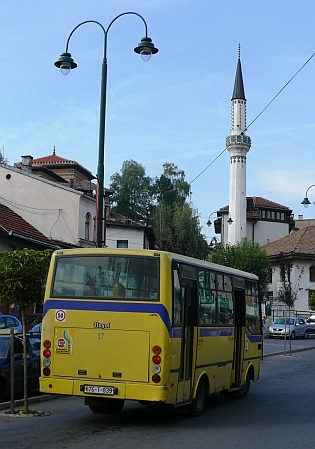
[152,374,161,383]
[152,354,161,364]
[152,345,161,354]
[43,349,51,358]
[43,340,52,376]
[151,346,162,383]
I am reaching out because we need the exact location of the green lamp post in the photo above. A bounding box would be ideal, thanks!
[54,12,158,247]
[301,184,315,208]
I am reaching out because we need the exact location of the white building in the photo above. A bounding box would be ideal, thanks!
[226,48,251,245]
[216,196,294,246]
[263,226,315,311]
[0,152,155,250]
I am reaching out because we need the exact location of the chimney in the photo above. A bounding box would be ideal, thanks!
[21,155,33,173]
[298,215,303,220]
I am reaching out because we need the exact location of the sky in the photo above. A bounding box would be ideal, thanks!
[1,0,315,243]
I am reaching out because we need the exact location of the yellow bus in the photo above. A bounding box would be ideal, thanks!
[40,248,262,416]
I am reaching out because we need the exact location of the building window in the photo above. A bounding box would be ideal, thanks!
[117,240,128,248]
[85,213,91,241]
[268,269,272,284]
[310,266,315,282]
[308,289,315,299]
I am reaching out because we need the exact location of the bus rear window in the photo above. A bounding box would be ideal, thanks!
[51,255,159,301]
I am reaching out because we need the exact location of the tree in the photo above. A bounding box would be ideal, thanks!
[211,238,271,290]
[275,253,304,356]
[153,162,190,207]
[276,254,304,314]
[110,160,153,221]
[153,202,209,259]
[308,295,315,311]
[0,249,52,412]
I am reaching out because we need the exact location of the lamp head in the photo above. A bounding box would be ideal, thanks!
[54,52,77,75]
[134,37,158,62]
[206,219,212,227]
[301,197,311,208]
[227,217,233,225]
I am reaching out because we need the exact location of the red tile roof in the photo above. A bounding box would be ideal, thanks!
[0,204,55,247]
[219,196,291,211]
[263,226,315,257]
[32,154,76,165]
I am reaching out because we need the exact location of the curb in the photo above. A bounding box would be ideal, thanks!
[263,345,315,358]
[0,394,61,412]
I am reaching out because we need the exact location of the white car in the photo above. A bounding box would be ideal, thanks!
[268,317,307,340]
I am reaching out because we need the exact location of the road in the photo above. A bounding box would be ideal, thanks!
[1,344,315,449]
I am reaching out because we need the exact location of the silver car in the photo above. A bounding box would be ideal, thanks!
[268,317,307,339]
[305,315,315,338]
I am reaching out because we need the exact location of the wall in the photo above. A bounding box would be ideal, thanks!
[0,165,96,247]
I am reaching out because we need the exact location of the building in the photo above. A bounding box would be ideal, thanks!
[0,151,155,250]
[0,203,59,251]
[226,47,251,245]
[263,226,315,311]
[215,196,294,246]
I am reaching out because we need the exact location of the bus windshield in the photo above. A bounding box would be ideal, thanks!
[51,255,159,301]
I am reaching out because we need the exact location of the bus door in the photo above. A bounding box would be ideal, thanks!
[231,287,246,388]
[176,277,198,404]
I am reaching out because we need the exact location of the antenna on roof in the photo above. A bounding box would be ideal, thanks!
[53,146,56,155]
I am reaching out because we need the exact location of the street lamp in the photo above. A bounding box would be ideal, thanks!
[301,184,315,208]
[206,212,217,227]
[227,215,233,225]
[54,12,158,247]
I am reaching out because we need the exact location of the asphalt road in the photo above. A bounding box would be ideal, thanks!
[1,342,315,449]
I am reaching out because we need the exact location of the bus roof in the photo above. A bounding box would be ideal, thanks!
[51,248,258,281]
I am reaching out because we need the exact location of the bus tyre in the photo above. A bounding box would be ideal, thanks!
[188,378,207,417]
[231,372,251,398]
[89,399,125,414]
[102,398,125,414]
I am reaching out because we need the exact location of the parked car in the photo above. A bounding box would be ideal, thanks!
[0,331,40,402]
[29,323,42,333]
[268,317,308,339]
[24,313,42,332]
[0,315,22,334]
[305,315,315,338]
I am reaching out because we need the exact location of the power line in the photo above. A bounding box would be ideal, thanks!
[190,51,315,185]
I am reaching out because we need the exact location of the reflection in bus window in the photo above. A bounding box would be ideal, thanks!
[52,255,159,301]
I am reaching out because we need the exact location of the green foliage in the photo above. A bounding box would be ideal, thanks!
[153,202,209,259]
[308,295,315,311]
[109,159,208,258]
[110,160,153,221]
[153,162,190,207]
[0,249,52,310]
[211,238,271,289]
[0,248,52,413]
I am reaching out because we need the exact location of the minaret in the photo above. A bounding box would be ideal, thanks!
[226,46,251,245]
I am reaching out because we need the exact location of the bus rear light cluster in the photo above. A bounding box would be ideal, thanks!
[151,345,161,383]
[43,340,52,376]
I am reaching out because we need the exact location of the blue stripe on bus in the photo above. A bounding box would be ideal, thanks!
[198,327,235,337]
[43,299,173,336]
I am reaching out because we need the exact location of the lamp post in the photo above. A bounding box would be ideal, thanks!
[301,184,315,208]
[206,212,217,228]
[54,12,158,247]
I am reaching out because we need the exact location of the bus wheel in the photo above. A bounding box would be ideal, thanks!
[231,371,251,398]
[188,378,207,416]
[101,398,125,414]
[89,405,104,413]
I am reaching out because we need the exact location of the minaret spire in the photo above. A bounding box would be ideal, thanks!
[225,46,251,245]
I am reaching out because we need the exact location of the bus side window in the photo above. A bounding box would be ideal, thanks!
[173,268,182,325]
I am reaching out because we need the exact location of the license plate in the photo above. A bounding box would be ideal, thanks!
[82,385,117,396]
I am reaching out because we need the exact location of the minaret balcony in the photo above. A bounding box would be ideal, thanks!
[226,134,251,149]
